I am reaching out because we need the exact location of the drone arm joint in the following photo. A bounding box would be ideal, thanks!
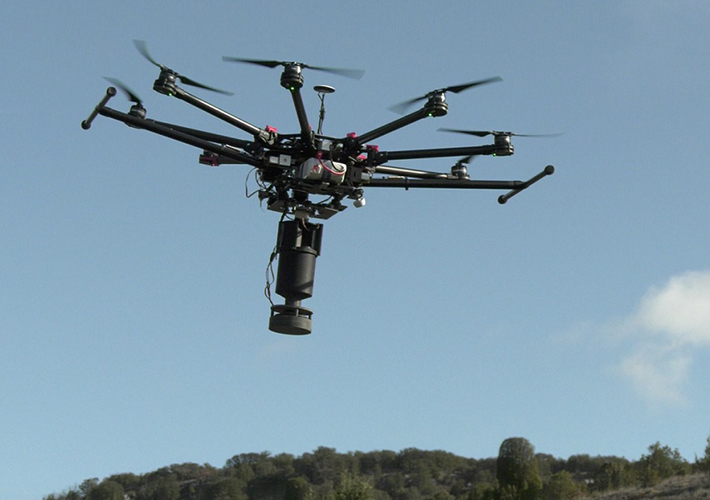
[497,165,555,204]
[81,86,117,129]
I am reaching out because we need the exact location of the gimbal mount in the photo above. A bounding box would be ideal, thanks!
[82,45,556,334]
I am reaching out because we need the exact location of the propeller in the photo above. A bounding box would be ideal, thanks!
[133,40,234,95]
[389,77,502,114]
[222,56,365,80]
[456,153,477,164]
[103,77,143,105]
[438,128,562,138]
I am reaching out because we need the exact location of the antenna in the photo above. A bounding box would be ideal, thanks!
[314,85,335,135]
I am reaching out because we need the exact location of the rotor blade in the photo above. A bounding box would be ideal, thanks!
[389,76,502,114]
[438,128,492,137]
[509,132,563,138]
[388,96,427,115]
[439,128,562,138]
[458,154,477,164]
[223,56,365,79]
[177,74,234,95]
[302,64,365,80]
[103,77,143,104]
[134,40,233,95]
[133,39,163,69]
[443,77,502,94]
[222,56,285,68]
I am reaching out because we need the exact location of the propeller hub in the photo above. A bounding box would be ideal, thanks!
[281,64,304,91]
[451,163,469,179]
[153,70,178,96]
[493,134,514,156]
[424,92,448,117]
[128,103,146,120]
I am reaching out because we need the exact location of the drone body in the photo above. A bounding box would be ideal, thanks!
[82,41,556,335]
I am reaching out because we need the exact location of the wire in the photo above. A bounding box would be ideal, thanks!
[264,246,277,306]
[245,168,260,198]
[263,212,287,306]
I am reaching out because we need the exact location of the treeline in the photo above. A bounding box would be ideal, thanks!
[45,435,710,500]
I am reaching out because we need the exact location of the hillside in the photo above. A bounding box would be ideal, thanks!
[43,441,710,500]
[591,474,710,500]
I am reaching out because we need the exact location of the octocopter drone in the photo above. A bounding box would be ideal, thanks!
[82,40,556,335]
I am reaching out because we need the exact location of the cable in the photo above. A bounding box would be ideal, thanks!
[263,212,287,306]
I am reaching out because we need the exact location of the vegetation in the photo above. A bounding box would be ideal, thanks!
[496,438,542,500]
[44,433,710,500]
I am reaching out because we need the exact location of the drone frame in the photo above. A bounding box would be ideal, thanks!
[82,48,555,335]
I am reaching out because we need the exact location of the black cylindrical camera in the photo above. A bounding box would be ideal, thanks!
[269,219,323,335]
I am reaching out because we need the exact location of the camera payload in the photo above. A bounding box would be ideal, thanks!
[298,157,346,184]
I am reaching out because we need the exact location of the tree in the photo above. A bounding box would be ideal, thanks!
[330,473,374,500]
[638,442,689,487]
[285,476,313,500]
[79,479,99,498]
[592,459,633,491]
[496,438,542,500]
[541,472,582,500]
[87,480,124,500]
[138,475,180,500]
[699,432,710,475]
[203,477,247,500]
[107,472,140,493]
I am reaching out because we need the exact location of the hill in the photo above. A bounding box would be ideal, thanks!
[591,473,710,500]
[43,440,710,500]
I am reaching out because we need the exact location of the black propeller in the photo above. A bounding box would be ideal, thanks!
[133,40,234,95]
[438,128,562,138]
[456,153,477,164]
[103,77,143,105]
[222,56,365,80]
[389,77,502,114]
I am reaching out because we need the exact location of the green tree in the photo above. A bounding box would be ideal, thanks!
[496,438,542,500]
[429,490,455,500]
[592,459,633,491]
[638,442,689,487]
[699,432,710,475]
[541,472,581,500]
[535,454,566,484]
[225,452,272,468]
[313,447,348,484]
[79,479,99,498]
[138,475,180,500]
[169,462,217,482]
[285,476,313,500]
[376,471,406,499]
[203,477,247,500]
[467,481,497,500]
[331,473,374,500]
[107,472,140,493]
[87,480,124,500]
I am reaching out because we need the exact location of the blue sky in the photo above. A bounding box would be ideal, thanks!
[2,1,710,498]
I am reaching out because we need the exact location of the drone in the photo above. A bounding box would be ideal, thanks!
[82,40,556,335]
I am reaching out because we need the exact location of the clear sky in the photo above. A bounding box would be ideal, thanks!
[2,1,710,498]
